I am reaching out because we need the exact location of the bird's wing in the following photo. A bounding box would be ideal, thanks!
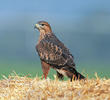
[36,36,75,68]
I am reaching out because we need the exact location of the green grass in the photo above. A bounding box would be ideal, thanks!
[0,60,110,79]
[0,60,57,79]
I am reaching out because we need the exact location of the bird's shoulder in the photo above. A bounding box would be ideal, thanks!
[36,33,71,55]
[36,34,63,54]
[36,33,75,67]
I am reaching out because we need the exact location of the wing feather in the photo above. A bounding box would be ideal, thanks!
[36,34,75,68]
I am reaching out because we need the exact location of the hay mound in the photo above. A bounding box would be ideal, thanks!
[0,74,110,100]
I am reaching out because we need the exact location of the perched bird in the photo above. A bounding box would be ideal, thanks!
[34,21,85,81]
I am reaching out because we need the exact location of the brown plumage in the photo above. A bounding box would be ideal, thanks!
[34,21,85,81]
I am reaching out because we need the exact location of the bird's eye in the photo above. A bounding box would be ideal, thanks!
[41,24,45,26]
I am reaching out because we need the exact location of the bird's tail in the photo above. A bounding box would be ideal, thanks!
[76,71,85,80]
[66,67,85,81]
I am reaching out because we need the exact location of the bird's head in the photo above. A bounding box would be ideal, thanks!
[34,21,52,33]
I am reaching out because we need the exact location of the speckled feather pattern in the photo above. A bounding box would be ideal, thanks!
[36,34,75,68]
[35,21,85,80]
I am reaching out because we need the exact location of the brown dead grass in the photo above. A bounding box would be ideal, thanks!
[0,73,110,100]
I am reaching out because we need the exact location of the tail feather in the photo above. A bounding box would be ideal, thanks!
[56,66,86,81]
[76,72,85,80]
[65,67,85,81]
[71,69,86,81]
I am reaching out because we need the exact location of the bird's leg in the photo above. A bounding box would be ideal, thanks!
[42,70,49,79]
[41,61,50,79]
[42,75,44,79]
[56,71,64,80]
[42,67,50,79]
[44,70,49,79]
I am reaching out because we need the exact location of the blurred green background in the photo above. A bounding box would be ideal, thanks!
[0,0,110,79]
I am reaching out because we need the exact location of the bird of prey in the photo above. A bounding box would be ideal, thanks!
[34,21,85,81]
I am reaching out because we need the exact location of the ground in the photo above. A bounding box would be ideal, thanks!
[0,72,110,100]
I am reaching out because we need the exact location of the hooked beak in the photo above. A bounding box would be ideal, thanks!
[34,24,40,29]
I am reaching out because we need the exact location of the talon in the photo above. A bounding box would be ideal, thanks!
[44,73,48,79]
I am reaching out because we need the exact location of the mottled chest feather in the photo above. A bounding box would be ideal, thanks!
[38,32,53,44]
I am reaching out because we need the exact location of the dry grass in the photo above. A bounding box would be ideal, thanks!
[0,73,110,100]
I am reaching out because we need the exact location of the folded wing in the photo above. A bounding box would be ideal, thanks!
[36,34,75,69]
